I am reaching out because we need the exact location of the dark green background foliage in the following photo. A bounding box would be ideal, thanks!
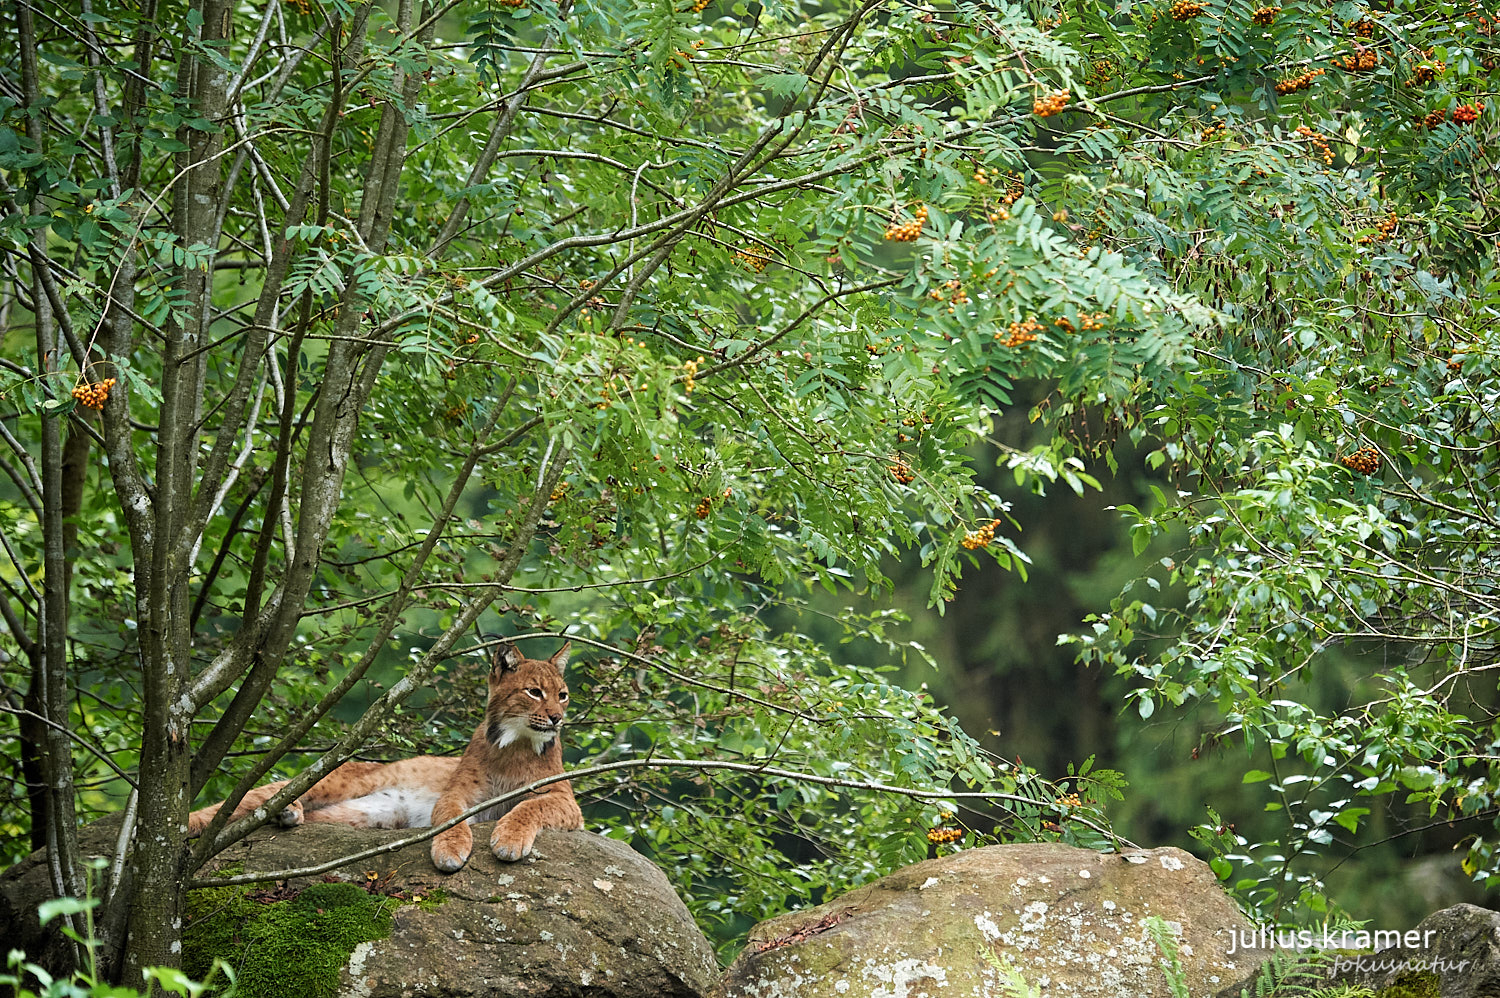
[0,0,1496,975]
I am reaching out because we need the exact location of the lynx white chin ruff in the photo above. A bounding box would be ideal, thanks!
[491,715,557,754]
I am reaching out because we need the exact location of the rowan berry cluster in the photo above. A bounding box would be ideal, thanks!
[927,280,969,305]
[690,0,710,11]
[888,459,916,485]
[682,355,705,395]
[1333,45,1379,71]
[1357,213,1398,245]
[1275,68,1324,94]
[1448,355,1466,373]
[734,243,771,272]
[1201,119,1228,141]
[884,204,928,241]
[71,378,116,410]
[1032,89,1070,117]
[1170,0,1205,19]
[982,174,1022,211]
[442,402,469,422]
[927,826,964,844]
[1294,125,1334,165]
[578,289,608,320]
[1341,446,1381,474]
[550,482,571,503]
[961,520,1000,550]
[998,318,1042,348]
[1454,101,1486,122]
[1352,17,1375,37]
[1251,5,1279,25]
[1084,58,1116,86]
[1054,312,1106,333]
[1407,61,1444,85]
[1417,107,1449,129]
[692,487,733,520]
[667,44,703,68]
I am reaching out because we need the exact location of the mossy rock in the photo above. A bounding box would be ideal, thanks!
[1321,903,1500,998]
[716,843,1261,998]
[1379,969,1442,998]
[184,881,397,998]
[195,822,717,997]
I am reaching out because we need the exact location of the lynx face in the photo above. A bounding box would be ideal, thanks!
[484,641,571,754]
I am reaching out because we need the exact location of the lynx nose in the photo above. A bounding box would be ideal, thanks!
[547,712,563,726]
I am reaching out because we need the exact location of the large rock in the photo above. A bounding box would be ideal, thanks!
[0,814,126,975]
[1,820,719,998]
[198,822,719,998]
[716,843,1261,998]
[1322,903,1500,998]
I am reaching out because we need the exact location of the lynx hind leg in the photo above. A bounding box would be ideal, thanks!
[275,798,305,826]
[187,782,302,837]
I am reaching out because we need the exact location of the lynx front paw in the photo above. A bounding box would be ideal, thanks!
[431,825,473,873]
[491,819,537,862]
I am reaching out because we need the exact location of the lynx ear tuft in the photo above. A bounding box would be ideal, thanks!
[549,641,572,674]
[492,641,525,675]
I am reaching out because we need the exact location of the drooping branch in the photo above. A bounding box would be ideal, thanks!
[189,755,1126,888]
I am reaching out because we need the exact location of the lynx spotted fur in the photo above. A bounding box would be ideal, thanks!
[187,641,583,871]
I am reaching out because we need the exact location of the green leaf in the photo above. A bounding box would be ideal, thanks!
[38,895,96,926]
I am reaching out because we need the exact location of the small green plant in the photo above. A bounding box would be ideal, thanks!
[2,892,234,998]
[1143,916,1190,998]
[980,929,1380,998]
[976,947,1042,998]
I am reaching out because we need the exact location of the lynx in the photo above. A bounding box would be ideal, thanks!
[187,641,583,871]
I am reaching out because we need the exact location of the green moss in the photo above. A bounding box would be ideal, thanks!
[183,882,397,998]
[411,887,448,912]
[1378,969,1441,998]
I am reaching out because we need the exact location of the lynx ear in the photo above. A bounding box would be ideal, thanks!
[548,641,572,674]
[491,641,525,675]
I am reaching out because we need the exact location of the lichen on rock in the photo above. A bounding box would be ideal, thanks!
[715,842,1262,998]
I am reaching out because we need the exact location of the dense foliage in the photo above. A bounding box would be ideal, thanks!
[0,0,1495,979]
[1046,0,1500,924]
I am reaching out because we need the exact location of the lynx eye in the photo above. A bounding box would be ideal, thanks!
[525,688,544,700]
[558,691,569,702]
